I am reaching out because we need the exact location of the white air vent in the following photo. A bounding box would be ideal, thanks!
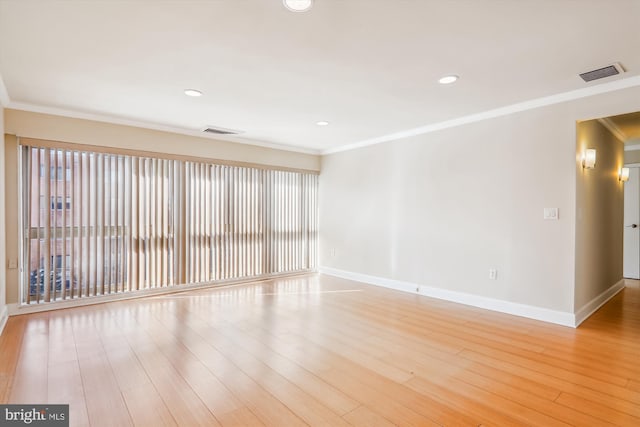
[579,63,625,82]
[202,125,243,135]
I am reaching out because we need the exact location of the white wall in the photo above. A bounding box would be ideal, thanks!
[0,103,7,334]
[625,150,640,164]
[320,85,640,323]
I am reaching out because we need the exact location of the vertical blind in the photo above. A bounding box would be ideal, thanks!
[20,144,318,304]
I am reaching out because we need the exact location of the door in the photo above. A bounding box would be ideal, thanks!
[623,167,640,279]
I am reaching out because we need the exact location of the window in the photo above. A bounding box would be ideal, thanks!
[21,145,318,304]
[53,166,63,180]
[39,164,71,180]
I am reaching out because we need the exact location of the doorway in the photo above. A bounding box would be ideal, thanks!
[623,166,640,279]
[613,111,640,279]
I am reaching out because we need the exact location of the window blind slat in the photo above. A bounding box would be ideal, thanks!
[35,149,41,302]
[22,147,31,304]
[43,150,51,302]
[61,151,67,300]
[125,156,132,292]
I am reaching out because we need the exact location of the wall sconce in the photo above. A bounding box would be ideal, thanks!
[620,167,630,182]
[582,149,597,169]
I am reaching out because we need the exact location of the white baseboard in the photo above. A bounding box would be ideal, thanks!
[0,304,8,336]
[573,278,626,327]
[319,266,576,327]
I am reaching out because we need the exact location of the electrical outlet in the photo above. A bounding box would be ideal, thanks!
[330,248,336,257]
[489,269,498,280]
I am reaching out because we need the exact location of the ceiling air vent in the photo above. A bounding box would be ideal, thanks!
[202,125,243,135]
[579,63,625,82]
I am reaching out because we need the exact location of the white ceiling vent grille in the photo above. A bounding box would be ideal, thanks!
[202,126,243,135]
[579,63,625,82]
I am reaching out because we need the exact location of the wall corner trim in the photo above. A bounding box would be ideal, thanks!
[574,278,626,327]
[0,72,10,107]
[319,266,577,327]
[0,305,8,337]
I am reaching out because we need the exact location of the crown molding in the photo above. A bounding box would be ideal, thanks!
[323,75,640,155]
[5,100,321,155]
[598,117,627,142]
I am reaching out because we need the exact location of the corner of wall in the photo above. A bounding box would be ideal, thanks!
[3,134,18,306]
[574,278,625,327]
[0,304,7,336]
[0,97,7,335]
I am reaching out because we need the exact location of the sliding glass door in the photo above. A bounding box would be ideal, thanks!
[20,144,318,304]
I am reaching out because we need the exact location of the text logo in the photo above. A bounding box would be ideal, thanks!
[0,405,68,426]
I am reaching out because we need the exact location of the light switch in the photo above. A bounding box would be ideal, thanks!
[8,259,18,269]
[544,208,559,220]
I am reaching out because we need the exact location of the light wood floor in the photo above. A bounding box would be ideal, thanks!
[2,275,640,426]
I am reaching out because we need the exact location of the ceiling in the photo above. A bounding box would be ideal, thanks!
[1,0,639,154]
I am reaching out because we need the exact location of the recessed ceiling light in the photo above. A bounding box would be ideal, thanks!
[283,0,313,12]
[316,121,329,126]
[184,89,203,97]
[438,75,459,85]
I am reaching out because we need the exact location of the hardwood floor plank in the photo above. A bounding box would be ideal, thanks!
[121,382,177,427]
[628,380,640,393]
[342,406,398,427]
[556,392,640,426]
[102,306,240,422]
[162,306,351,427]
[117,303,309,427]
[454,364,616,426]
[71,313,133,427]
[194,314,361,416]
[105,314,224,426]
[321,366,477,427]
[47,360,90,427]
[249,330,487,426]
[215,407,267,427]
[9,314,49,404]
[0,316,27,403]
[459,348,640,417]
